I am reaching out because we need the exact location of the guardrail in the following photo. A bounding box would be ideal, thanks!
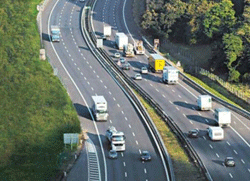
[83,0,215,180]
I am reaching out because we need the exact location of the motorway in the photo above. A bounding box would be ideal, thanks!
[91,0,250,180]
[42,0,168,180]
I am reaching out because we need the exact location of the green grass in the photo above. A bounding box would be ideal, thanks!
[134,91,205,181]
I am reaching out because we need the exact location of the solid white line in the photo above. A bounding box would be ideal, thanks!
[230,126,250,147]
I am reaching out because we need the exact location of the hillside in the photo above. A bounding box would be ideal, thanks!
[0,0,81,180]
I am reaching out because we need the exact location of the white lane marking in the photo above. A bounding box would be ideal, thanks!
[96,75,99,78]
[123,162,126,167]
[205,119,209,123]
[86,61,89,64]
[172,89,175,92]
[93,70,96,73]
[209,144,213,149]
[125,172,127,177]
[203,136,206,140]
[104,86,107,89]
[87,82,90,85]
[183,114,186,118]
[227,141,231,146]
[77,67,80,70]
[113,97,116,101]
[128,124,131,128]
[150,84,153,86]
[145,79,147,81]
[216,153,219,158]
[144,168,147,174]
[71,58,74,61]
[69,54,71,57]
[84,77,86,80]
[230,126,250,148]
[229,173,233,178]
[169,101,173,104]
[162,95,166,98]
[185,101,188,103]
[198,112,201,116]
[121,111,124,114]
[192,107,195,110]
[117,104,120,107]
[109,91,112,95]
[241,159,245,164]
[125,117,128,120]
[136,140,138,145]
[81,72,83,75]
[156,89,159,92]
[233,150,238,154]
[91,87,94,91]
[248,168,250,173]
[90,66,92,69]
[178,95,181,98]
[139,149,141,154]
[176,107,179,110]
[132,132,135,136]
[189,121,193,124]
[110,120,112,124]
[121,152,124,157]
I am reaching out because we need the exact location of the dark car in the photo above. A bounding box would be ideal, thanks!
[141,151,151,161]
[224,157,235,167]
[109,150,118,159]
[122,63,130,70]
[188,129,199,138]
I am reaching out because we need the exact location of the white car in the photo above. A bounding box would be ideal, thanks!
[79,0,85,2]
[141,67,148,74]
[134,73,142,80]
[114,52,120,58]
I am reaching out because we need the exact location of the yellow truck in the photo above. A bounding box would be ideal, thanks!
[148,54,165,73]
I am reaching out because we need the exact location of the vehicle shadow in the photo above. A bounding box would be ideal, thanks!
[74,103,92,120]
[186,115,216,126]
[212,160,224,166]
[42,33,50,42]
[173,101,197,110]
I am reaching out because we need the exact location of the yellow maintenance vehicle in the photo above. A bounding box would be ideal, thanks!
[134,40,145,55]
[148,54,165,73]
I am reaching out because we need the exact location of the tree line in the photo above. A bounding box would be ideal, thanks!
[0,0,80,180]
[141,0,250,83]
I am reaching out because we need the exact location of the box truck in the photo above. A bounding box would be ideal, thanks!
[197,95,212,111]
[106,126,125,151]
[214,108,231,127]
[115,33,128,50]
[148,54,165,73]
[103,25,111,40]
[207,126,224,140]
[162,66,179,84]
[92,96,109,121]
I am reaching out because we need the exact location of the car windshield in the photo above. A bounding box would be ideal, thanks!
[142,152,149,156]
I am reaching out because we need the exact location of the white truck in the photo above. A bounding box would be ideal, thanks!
[115,33,128,50]
[92,96,109,121]
[134,40,145,55]
[197,95,212,111]
[106,126,125,151]
[103,25,111,40]
[162,66,179,84]
[51,25,60,42]
[207,126,224,141]
[124,43,135,57]
[214,108,231,127]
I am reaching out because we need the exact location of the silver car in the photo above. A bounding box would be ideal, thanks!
[134,73,142,80]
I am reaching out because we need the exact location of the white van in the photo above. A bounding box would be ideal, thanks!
[207,126,224,141]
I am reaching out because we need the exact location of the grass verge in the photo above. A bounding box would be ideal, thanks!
[134,91,206,181]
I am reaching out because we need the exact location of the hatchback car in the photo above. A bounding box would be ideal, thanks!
[114,52,120,58]
[141,151,151,161]
[224,157,235,167]
[120,57,126,64]
[141,67,148,74]
[134,73,142,80]
[188,129,199,138]
[109,150,118,159]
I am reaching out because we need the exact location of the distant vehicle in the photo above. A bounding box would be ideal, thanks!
[148,54,165,73]
[134,73,142,80]
[115,33,128,50]
[79,0,85,2]
[207,126,224,141]
[214,108,231,127]
[197,95,212,111]
[103,25,111,40]
[224,157,235,167]
[134,40,145,55]
[122,63,130,70]
[141,67,148,74]
[92,96,109,121]
[188,129,199,138]
[162,66,179,84]
[120,57,126,64]
[141,151,151,161]
[114,52,120,58]
[109,150,118,159]
[51,25,60,42]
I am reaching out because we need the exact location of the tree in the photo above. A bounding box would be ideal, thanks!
[203,0,236,38]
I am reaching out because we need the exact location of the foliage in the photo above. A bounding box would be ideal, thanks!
[0,0,80,180]
[228,68,241,82]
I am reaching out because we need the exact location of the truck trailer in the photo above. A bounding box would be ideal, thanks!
[134,40,145,55]
[197,95,212,111]
[115,33,128,50]
[162,66,179,84]
[92,96,109,121]
[106,126,125,151]
[148,54,165,73]
[207,126,224,141]
[51,25,60,42]
[214,108,231,127]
